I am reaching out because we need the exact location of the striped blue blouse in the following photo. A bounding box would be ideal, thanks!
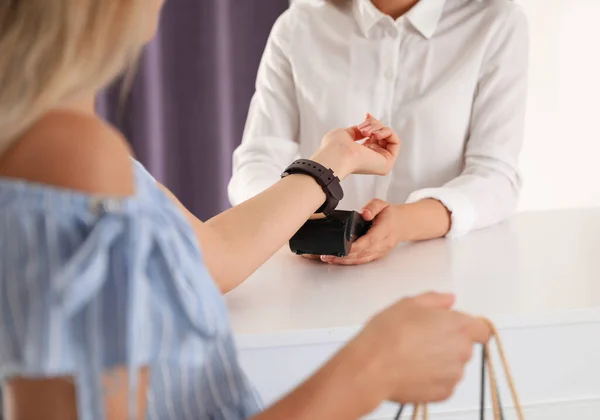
[0,160,262,420]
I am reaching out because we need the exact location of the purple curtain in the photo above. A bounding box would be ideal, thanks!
[97,0,288,220]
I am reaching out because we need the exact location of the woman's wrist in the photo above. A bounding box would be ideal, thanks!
[309,142,355,180]
[393,200,451,242]
[252,335,383,420]
[337,336,390,411]
[306,337,386,418]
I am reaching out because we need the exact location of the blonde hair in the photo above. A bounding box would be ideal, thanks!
[0,0,148,153]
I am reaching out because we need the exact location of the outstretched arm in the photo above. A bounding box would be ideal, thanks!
[164,118,400,292]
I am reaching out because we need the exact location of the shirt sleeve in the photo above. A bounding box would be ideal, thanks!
[407,5,529,237]
[227,9,301,206]
[0,197,229,420]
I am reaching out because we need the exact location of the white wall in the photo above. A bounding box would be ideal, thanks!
[517,0,600,211]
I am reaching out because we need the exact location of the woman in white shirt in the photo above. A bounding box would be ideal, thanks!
[229,0,529,265]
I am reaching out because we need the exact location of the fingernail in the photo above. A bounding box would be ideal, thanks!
[321,256,332,262]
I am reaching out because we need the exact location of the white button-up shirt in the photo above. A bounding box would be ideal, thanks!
[228,0,529,236]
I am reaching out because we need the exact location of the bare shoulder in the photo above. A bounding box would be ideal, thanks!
[0,112,135,197]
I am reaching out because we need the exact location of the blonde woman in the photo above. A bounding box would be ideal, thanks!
[229,0,529,265]
[0,1,490,419]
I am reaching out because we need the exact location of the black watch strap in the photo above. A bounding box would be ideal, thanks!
[281,159,344,215]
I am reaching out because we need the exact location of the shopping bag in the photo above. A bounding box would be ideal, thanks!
[394,320,524,420]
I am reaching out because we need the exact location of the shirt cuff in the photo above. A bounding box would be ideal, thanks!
[405,187,476,238]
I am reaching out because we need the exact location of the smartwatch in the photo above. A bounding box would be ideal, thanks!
[281,159,344,215]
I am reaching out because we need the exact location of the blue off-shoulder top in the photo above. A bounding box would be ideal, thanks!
[0,160,261,420]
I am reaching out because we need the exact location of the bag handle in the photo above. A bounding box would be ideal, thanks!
[484,319,524,420]
[393,319,524,420]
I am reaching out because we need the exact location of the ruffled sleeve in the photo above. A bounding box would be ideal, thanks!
[0,182,233,419]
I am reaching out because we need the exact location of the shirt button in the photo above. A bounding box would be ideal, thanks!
[385,69,394,80]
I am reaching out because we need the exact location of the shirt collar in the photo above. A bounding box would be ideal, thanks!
[353,0,447,39]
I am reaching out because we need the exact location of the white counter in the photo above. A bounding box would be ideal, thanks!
[226,209,600,419]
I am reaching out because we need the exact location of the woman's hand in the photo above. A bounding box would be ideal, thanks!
[321,199,402,265]
[252,292,490,420]
[353,292,490,404]
[310,114,401,179]
[321,199,452,266]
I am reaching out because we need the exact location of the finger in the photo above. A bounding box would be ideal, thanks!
[325,234,390,263]
[347,234,372,254]
[454,313,492,344]
[364,123,399,145]
[358,115,383,130]
[367,127,401,160]
[320,231,374,264]
[363,136,377,147]
[320,230,375,262]
[358,121,371,131]
[358,125,378,138]
[380,136,401,161]
[369,126,393,140]
[352,219,388,250]
[360,122,385,136]
[385,128,401,145]
[376,127,401,148]
[388,143,401,161]
[323,250,383,265]
[301,254,322,261]
[361,198,389,221]
[412,292,456,309]
[344,125,367,141]
[428,385,456,403]
[363,135,385,149]
[358,113,377,129]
